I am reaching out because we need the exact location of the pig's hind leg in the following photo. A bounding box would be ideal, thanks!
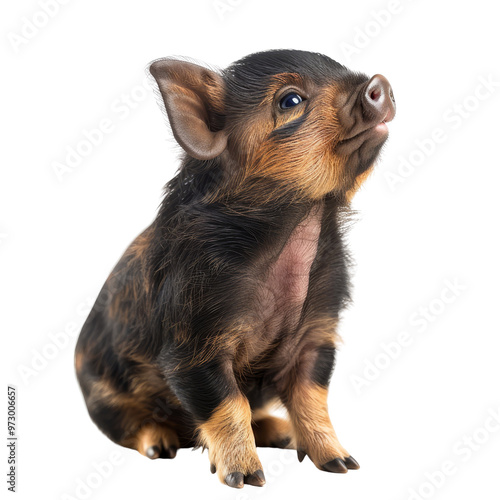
[75,351,189,460]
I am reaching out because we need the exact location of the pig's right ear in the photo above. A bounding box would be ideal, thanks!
[149,59,227,160]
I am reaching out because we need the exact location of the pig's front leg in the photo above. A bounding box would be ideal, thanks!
[277,342,360,473]
[164,355,265,488]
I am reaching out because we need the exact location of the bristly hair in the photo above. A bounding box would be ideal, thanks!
[223,49,363,111]
[75,50,372,463]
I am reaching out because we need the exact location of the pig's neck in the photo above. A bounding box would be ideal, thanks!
[258,202,324,335]
[270,203,323,302]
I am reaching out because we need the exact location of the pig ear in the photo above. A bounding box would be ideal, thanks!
[149,59,227,160]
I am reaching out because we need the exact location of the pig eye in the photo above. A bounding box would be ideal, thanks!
[279,92,303,109]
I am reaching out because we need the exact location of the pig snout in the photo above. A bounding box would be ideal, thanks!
[361,74,396,124]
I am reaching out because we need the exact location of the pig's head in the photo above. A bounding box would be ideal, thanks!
[150,49,395,201]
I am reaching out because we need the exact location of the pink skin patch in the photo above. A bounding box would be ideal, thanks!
[256,203,324,339]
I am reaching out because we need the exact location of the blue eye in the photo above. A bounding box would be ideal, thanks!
[280,92,303,109]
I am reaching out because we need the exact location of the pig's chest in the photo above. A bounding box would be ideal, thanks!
[252,204,324,342]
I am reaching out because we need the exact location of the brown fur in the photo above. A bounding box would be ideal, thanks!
[197,395,262,484]
[76,50,395,487]
[285,383,349,466]
[252,414,294,448]
[130,423,180,458]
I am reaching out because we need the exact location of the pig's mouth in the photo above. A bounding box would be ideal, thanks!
[335,121,389,155]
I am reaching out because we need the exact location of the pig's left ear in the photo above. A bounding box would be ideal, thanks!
[149,59,227,160]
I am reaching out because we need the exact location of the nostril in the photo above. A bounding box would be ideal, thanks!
[369,87,382,102]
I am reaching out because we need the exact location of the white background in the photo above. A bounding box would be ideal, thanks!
[2,1,499,499]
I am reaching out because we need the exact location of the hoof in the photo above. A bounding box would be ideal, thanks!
[146,444,177,460]
[321,458,348,474]
[271,436,292,449]
[146,446,160,459]
[225,469,266,488]
[244,469,266,487]
[225,472,244,489]
[344,456,360,470]
[160,446,177,459]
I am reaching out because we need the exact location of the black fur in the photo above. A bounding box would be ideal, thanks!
[75,50,392,479]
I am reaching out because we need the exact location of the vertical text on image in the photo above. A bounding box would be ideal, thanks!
[7,386,17,493]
